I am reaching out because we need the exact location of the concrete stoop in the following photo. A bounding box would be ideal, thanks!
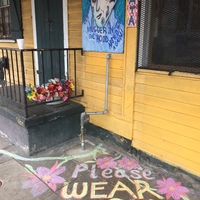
[0,101,85,155]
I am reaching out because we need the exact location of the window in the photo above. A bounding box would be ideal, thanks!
[138,0,200,74]
[0,0,22,40]
[0,0,11,39]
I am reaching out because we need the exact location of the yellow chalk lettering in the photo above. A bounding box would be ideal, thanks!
[134,180,164,199]
[60,182,88,199]
[90,182,108,199]
[108,181,137,199]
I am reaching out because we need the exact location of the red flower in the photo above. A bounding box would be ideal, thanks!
[36,87,46,94]
[48,83,54,91]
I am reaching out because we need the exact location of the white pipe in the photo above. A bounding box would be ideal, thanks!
[80,54,111,150]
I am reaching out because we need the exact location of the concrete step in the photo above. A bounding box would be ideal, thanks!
[0,101,85,155]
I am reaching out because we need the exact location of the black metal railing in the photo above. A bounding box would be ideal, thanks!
[0,48,84,118]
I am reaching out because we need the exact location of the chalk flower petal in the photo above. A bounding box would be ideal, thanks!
[96,156,117,169]
[22,178,40,188]
[117,157,140,170]
[22,161,66,197]
[31,182,49,197]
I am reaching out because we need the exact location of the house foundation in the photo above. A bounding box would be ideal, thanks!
[0,101,85,155]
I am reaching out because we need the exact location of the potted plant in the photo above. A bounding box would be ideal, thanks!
[25,78,74,103]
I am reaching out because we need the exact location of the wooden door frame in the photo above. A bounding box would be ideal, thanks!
[31,0,68,85]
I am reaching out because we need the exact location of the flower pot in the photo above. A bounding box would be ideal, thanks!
[46,97,63,106]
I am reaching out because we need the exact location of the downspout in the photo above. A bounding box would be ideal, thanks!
[80,54,111,150]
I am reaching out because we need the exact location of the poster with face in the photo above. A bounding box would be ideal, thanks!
[82,0,125,53]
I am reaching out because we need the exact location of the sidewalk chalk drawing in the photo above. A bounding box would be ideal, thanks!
[0,144,190,199]
[82,0,125,53]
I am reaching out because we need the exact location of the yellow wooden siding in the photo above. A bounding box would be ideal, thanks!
[22,0,34,48]
[133,70,200,176]
[0,0,198,177]
[21,0,35,84]
[68,0,137,138]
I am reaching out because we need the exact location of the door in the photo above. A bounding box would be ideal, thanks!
[35,0,64,84]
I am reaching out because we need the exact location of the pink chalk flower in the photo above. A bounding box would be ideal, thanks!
[96,156,117,169]
[117,157,140,170]
[22,161,66,197]
[156,177,189,200]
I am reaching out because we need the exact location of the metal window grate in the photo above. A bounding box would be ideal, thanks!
[138,0,200,74]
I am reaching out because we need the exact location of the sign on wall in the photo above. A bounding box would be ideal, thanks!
[82,0,125,53]
[127,0,138,27]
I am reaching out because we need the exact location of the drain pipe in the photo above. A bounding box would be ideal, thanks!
[80,54,111,150]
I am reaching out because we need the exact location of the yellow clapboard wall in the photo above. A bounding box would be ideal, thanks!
[68,0,137,139]
[69,1,200,177]
[133,70,200,176]
[0,0,199,177]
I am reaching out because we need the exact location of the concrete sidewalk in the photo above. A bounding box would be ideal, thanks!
[0,135,200,200]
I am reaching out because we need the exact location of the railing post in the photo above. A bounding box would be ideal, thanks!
[20,50,28,118]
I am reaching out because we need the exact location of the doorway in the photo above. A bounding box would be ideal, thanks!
[34,0,65,84]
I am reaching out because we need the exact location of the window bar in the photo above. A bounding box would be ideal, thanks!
[15,50,21,103]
